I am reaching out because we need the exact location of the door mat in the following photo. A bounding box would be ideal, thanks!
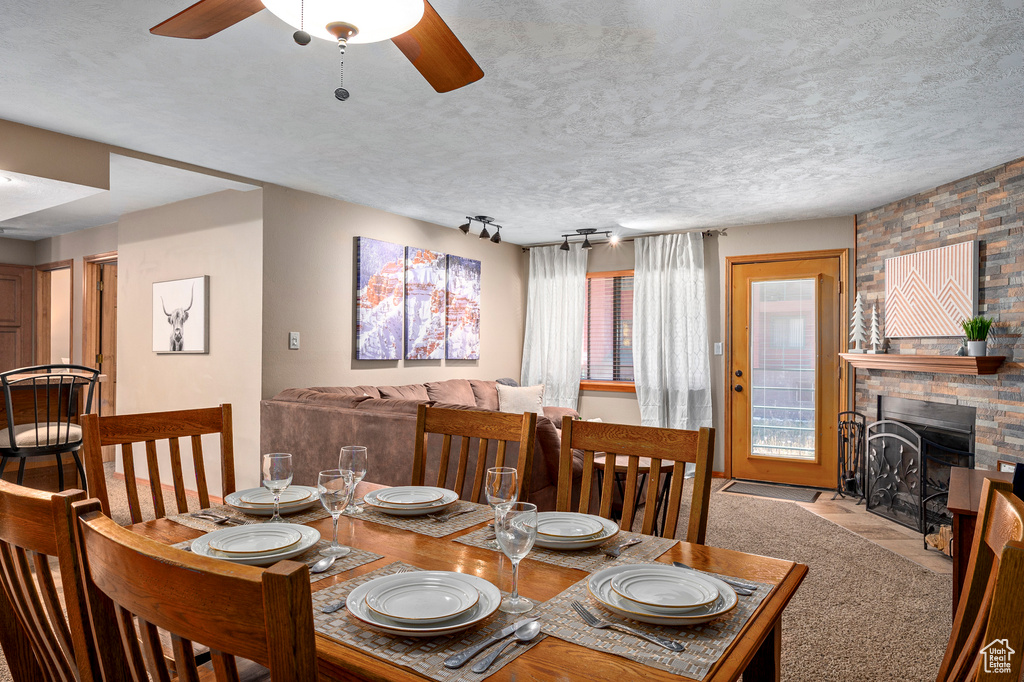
[720,481,820,503]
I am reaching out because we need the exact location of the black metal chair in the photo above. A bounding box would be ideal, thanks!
[0,365,99,490]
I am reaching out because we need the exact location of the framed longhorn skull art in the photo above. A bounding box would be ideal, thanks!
[152,275,210,354]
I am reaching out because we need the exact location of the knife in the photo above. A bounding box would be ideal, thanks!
[443,617,540,669]
[672,562,757,594]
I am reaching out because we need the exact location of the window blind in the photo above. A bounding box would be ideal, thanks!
[582,274,634,382]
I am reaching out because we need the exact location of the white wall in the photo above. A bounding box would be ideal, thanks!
[261,185,528,399]
[117,189,264,491]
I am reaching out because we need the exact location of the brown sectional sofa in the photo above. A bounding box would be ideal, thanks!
[260,379,582,511]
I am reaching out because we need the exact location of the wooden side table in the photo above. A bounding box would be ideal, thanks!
[947,467,1014,616]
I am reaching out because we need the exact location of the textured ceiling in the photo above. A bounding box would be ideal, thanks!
[0,170,104,223]
[0,155,258,239]
[1,0,1022,245]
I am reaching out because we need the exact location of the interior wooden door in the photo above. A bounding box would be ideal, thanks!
[0,264,33,372]
[728,251,845,488]
[84,256,118,462]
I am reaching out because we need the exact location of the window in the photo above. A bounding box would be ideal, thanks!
[581,271,634,390]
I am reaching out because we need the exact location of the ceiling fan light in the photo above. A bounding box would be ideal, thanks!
[262,0,425,44]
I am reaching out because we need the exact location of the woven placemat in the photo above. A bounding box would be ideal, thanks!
[341,502,494,538]
[312,561,546,681]
[455,527,678,573]
[533,566,772,680]
[167,503,331,533]
[170,538,383,584]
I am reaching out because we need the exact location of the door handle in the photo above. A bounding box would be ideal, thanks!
[733,385,743,393]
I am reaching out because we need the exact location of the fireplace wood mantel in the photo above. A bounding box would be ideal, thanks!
[839,353,1005,375]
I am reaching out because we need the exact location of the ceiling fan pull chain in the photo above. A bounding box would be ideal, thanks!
[292,0,311,45]
[335,37,350,101]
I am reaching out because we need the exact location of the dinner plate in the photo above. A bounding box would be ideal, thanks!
[191,524,320,566]
[346,571,500,637]
[609,565,719,613]
[207,525,303,555]
[587,564,738,626]
[363,487,459,517]
[533,515,619,550]
[238,488,312,505]
[536,512,605,539]
[364,572,480,625]
[374,487,445,506]
[225,486,321,516]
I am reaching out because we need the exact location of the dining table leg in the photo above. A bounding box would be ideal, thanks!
[742,617,782,682]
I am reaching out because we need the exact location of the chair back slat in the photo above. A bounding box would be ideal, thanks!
[82,406,234,524]
[0,480,100,682]
[556,417,715,542]
[938,478,1024,681]
[72,501,317,681]
[412,405,537,504]
[211,650,241,681]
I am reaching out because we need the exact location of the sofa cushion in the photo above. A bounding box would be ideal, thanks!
[542,406,581,428]
[425,379,476,406]
[355,398,428,415]
[469,380,499,411]
[378,384,430,401]
[497,384,544,415]
[311,385,382,398]
[271,388,372,408]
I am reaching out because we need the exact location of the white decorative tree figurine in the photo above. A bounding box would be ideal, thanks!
[868,304,884,354]
[849,292,866,353]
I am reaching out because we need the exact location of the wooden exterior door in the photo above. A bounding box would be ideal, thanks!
[0,264,33,372]
[727,251,847,488]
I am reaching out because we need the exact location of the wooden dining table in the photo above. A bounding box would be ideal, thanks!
[131,482,807,682]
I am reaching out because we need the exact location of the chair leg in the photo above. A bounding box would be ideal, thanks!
[16,457,26,486]
[55,453,65,491]
[0,455,7,480]
[70,449,86,491]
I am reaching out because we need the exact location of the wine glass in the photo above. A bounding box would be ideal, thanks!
[338,446,368,514]
[494,502,537,614]
[318,470,355,557]
[485,467,518,511]
[261,453,293,524]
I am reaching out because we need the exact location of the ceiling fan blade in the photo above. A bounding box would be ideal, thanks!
[150,0,265,39]
[391,1,483,93]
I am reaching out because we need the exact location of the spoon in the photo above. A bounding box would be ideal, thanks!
[471,620,542,673]
[309,555,336,574]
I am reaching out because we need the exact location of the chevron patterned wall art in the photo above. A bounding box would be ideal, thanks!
[884,241,977,337]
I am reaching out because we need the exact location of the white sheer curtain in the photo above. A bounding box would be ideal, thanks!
[520,245,589,408]
[633,232,713,430]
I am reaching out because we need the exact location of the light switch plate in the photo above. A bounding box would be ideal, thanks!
[288,332,300,350]
[713,342,723,356]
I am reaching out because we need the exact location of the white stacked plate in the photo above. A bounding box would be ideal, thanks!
[190,523,321,566]
[587,564,738,625]
[225,485,321,516]
[347,571,500,637]
[533,512,620,550]
[363,486,458,517]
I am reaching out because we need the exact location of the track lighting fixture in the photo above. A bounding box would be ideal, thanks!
[559,228,614,250]
[457,215,505,244]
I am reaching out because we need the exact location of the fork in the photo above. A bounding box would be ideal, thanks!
[570,601,685,652]
[321,566,413,613]
[191,512,245,525]
[429,507,475,523]
[601,537,642,559]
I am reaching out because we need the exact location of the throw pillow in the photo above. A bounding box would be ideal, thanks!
[425,379,476,406]
[496,384,544,414]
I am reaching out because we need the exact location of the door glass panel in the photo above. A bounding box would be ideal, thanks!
[750,279,816,461]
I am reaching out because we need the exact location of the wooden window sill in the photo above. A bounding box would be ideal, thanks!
[579,381,636,393]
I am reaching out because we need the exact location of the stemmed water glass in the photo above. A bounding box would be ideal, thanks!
[318,469,355,557]
[261,453,293,524]
[494,502,537,614]
[485,467,518,511]
[338,446,367,514]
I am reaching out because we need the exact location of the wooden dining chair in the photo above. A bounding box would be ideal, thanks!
[0,479,103,682]
[81,404,235,524]
[412,404,537,503]
[556,417,716,543]
[70,499,317,682]
[937,477,1024,682]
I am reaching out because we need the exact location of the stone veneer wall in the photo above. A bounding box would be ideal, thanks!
[855,156,1024,470]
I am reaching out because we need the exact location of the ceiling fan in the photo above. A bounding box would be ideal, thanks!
[150,0,484,97]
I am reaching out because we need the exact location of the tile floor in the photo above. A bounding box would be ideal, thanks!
[724,488,953,574]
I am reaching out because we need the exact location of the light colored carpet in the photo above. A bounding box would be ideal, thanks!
[0,474,950,681]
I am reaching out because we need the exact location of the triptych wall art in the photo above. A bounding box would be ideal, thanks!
[355,237,481,361]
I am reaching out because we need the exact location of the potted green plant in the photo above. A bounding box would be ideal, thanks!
[961,316,994,357]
